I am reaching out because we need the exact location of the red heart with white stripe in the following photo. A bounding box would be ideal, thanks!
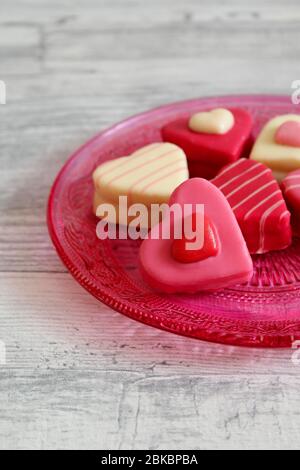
[212,159,292,253]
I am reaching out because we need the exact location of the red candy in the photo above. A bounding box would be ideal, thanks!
[212,159,292,254]
[161,108,253,179]
[282,170,300,236]
[171,214,219,263]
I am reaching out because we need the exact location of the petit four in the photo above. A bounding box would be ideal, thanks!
[93,143,189,224]
[139,178,253,294]
[212,159,292,254]
[161,108,253,179]
[251,115,300,181]
[282,169,300,235]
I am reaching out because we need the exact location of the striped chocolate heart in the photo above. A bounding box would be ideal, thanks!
[282,169,300,236]
[212,159,292,254]
[93,143,189,222]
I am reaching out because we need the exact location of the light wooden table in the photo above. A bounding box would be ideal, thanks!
[1,0,300,450]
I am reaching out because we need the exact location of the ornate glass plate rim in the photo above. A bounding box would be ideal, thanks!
[48,95,300,348]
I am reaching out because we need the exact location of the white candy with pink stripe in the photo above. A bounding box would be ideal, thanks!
[93,142,189,219]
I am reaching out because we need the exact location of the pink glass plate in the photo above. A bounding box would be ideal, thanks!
[48,95,300,348]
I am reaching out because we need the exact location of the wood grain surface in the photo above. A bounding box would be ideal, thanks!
[1,0,300,450]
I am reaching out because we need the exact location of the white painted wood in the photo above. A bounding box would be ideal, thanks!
[0,273,298,375]
[1,370,300,450]
[0,0,300,450]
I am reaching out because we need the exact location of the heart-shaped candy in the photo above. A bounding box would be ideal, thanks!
[161,108,253,179]
[282,169,300,236]
[139,178,253,294]
[275,121,300,148]
[189,108,234,135]
[171,213,219,263]
[93,143,189,222]
[212,159,292,254]
[251,115,300,179]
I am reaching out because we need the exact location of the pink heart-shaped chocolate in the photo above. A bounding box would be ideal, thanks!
[139,178,253,294]
[275,121,300,148]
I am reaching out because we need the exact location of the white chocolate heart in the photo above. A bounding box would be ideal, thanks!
[251,115,300,175]
[189,108,235,135]
[93,143,189,219]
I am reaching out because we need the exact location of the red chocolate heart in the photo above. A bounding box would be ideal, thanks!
[161,108,253,179]
[139,178,253,294]
[172,213,219,263]
[275,121,300,148]
[212,159,292,254]
[282,169,300,236]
